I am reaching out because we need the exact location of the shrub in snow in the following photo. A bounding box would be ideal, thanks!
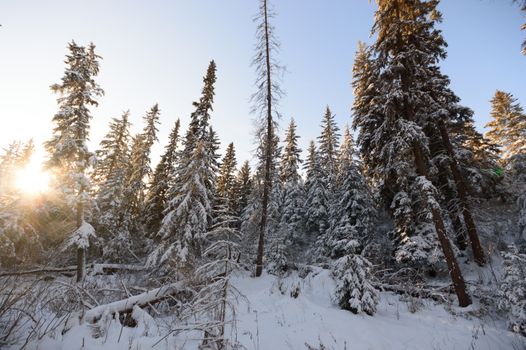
[193,205,242,349]
[498,247,526,336]
[332,252,378,316]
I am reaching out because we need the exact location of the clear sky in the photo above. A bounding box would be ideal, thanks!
[1,0,525,166]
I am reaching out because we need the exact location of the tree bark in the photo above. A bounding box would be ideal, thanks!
[412,145,471,307]
[76,198,85,283]
[436,168,467,250]
[255,0,273,277]
[77,186,86,282]
[437,120,486,266]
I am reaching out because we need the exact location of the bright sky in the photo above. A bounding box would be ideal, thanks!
[1,0,525,166]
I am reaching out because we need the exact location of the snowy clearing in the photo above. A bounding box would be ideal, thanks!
[13,269,522,350]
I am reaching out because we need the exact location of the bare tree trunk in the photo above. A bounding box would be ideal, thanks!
[412,144,471,307]
[255,0,273,277]
[437,169,467,250]
[76,189,85,283]
[438,120,486,266]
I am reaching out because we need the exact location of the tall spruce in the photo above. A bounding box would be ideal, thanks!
[318,126,375,260]
[93,112,132,260]
[317,106,341,186]
[268,119,304,272]
[150,61,218,271]
[353,0,471,306]
[216,142,238,211]
[251,0,284,277]
[232,161,252,219]
[44,41,103,282]
[304,140,329,239]
[123,104,160,234]
[485,90,526,161]
[144,119,181,235]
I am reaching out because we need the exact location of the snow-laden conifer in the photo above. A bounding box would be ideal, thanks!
[92,112,132,260]
[122,104,160,232]
[304,141,329,238]
[150,62,218,271]
[144,119,181,236]
[44,41,103,282]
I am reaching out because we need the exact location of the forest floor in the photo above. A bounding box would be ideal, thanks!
[11,266,523,350]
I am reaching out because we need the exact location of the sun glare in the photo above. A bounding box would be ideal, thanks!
[15,157,51,195]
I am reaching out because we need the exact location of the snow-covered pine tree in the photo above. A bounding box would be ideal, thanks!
[485,90,526,162]
[122,104,160,236]
[216,142,238,213]
[450,118,501,198]
[352,0,470,306]
[498,246,526,336]
[319,126,375,260]
[144,119,181,236]
[232,161,252,220]
[251,0,285,277]
[92,111,132,261]
[193,203,242,349]
[150,61,218,272]
[313,126,379,315]
[317,106,340,188]
[273,119,305,268]
[332,252,379,316]
[92,111,131,188]
[304,141,329,240]
[44,41,103,282]
[409,29,486,265]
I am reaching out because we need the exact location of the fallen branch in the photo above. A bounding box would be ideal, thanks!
[0,263,145,277]
[83,281,185,324]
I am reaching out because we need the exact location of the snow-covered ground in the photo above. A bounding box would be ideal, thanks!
[19,268,522,350]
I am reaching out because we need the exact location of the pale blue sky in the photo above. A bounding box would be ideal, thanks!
[1,0,525,165]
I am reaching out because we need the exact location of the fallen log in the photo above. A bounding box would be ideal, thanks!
[375,283,453,303]
[0,263,145,277]
[83,281,185,323]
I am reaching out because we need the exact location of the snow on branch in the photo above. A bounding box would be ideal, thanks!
[83,281,185,324]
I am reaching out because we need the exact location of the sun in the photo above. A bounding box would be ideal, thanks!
[14,157,51,195]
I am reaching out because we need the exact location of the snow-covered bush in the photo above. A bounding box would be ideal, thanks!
[332,252,379,316]
[498,248,526,336]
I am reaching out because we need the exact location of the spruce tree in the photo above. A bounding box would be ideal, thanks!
[274,119,305,265]
[92,111,131,187]
[123,104,160,234]
[216,142,238,211]
[319,127,375,260]
[232,161,252,219]
[93,111,132,260]
[352,0,470,306]
[144,119,181,235]
[44,41,103,282]
[317,106,340,186]
[486,90,526,161]
[304,141,329,239]
[150,61,218,271]
[251,0,284,277]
